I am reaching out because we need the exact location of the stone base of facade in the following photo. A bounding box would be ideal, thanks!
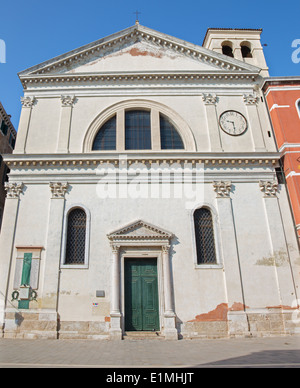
[2,308,299,340]
[3,309,58,339]
[182,308,300,339]
[59,321,110,340]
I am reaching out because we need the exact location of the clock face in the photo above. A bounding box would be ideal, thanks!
[219,111,247,136]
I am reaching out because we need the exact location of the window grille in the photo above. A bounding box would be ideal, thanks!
[194,208,217,264]
[125,110,151,150]
[160,114,184,149]
[92,115,116,150]
[65,208,86,264]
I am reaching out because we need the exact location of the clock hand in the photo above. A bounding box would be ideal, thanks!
[227,120,235,128]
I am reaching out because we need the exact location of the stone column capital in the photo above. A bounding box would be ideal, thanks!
[213,181,232,198]
[243,93,259,105]
[49,182,69,199]
[20,96,36,108]
[202,93,218,105]
[5,182,24,199]
[61,95,75,107]
[259,180,278,198]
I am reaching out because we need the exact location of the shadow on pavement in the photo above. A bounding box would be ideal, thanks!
[197,350,300,368]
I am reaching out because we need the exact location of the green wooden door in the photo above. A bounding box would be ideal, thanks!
[125,258,160,331]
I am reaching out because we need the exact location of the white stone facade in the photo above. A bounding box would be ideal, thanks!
[0,24,299,339]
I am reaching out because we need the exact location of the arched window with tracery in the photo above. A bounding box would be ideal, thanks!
[194,207,217,265]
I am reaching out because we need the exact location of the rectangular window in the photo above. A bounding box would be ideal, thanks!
[125,110,151,150]
[9,133,16,149]
[0,120,8,136]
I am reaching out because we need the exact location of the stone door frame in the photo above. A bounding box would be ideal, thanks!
[107,219,178,340]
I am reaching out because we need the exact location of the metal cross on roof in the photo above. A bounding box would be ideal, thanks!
[134,10,141,24]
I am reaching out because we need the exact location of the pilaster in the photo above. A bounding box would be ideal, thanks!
[56,96,75,153]
[109,244,122,340]
[243,94,266,152]
[259,180,297,307]
[213,181,249,335]
[0,182,24,332]
[162,244,178,340]
[14,97,35,154]
[40,182,69,310]
[202,94,223,152]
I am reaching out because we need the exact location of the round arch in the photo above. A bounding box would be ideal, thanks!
[82,99,197,152]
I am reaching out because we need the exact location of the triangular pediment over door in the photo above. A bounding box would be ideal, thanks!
[107,219,173,247]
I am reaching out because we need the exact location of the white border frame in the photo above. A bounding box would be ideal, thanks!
[60,203,91,269]
[120,248,163,334]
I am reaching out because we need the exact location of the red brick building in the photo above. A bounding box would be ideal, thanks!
[0,102,16,229]
[263,77,300,242]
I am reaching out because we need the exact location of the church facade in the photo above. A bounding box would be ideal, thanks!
[0,24,299,340]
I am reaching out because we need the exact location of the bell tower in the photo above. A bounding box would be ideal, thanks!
[202,28,269,77]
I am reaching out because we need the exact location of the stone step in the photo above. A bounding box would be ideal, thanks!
[124,331,163,340]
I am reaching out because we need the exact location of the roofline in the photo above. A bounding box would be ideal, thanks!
[202,27,263,46]
[0,101,17,136]
[18,23,262,79]
[18,24,139,76]
[262,76,300,91]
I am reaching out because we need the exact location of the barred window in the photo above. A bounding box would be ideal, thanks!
[92,115,116,150]
[194,208,217,265]
[65,208,87,265]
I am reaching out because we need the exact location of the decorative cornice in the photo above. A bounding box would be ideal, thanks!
[49,182,69,199]
[20,24,259,78]
[20,72,259,89]
[5,182,24,199]
[259,180,278,197]
[5,154,280,169]
[213,181,232,198]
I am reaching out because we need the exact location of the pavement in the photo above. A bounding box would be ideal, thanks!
[0,335,300,369]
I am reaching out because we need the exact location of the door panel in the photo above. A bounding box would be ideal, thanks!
[125,259,159,331]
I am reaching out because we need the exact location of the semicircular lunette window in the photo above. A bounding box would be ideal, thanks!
[92,109,185,151]
[92,115,116,150]
[160,114,184,149]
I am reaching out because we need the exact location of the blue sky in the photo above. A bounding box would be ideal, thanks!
[0,0,299,129]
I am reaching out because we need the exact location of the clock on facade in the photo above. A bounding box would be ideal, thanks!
[219,110,248,136]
